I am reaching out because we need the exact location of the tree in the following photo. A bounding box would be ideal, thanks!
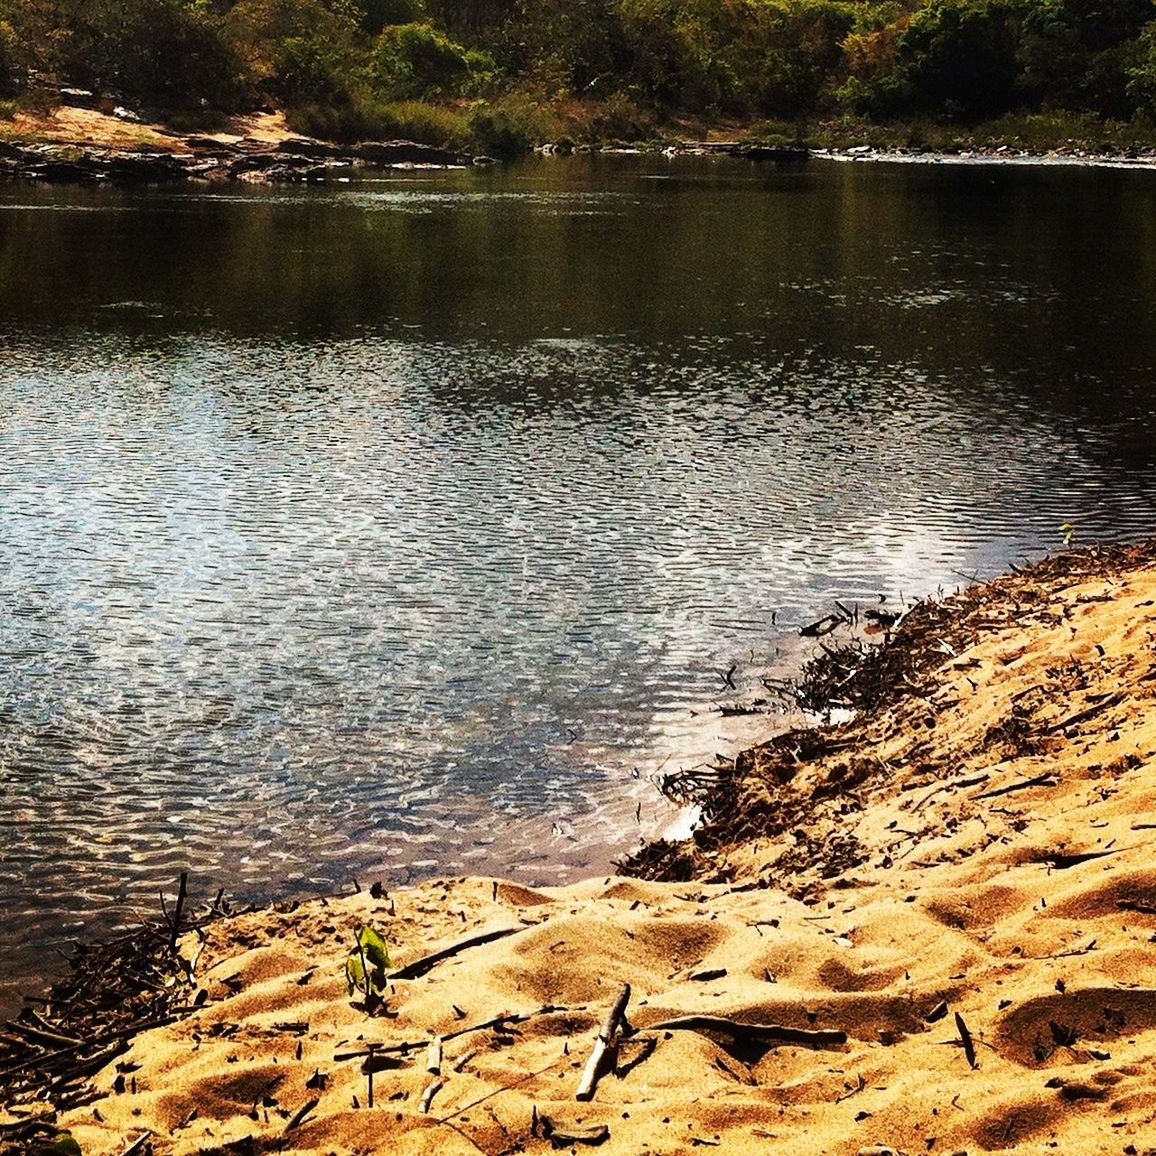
[897,0,1020,119]
[224,0,361,104]
[368,21,483,98]
[1126,19,1156,117]
[35,0,247,110]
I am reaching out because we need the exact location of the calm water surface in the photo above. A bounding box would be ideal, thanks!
[2,155,1156,1008]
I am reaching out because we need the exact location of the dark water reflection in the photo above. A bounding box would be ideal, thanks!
[2,155,1156,1009]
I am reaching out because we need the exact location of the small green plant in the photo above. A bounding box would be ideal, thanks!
[346,924,391,1011]
[1060,522,1075,546]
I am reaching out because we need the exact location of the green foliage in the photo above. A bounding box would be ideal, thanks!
[896,0,1020,119]
[273,36,352,102]
[368,21,490,98]
[51,1133,82,1156]
[755,1,857,118]
[1127,21,1156,117]
[376,96,473,141]
[468,92,556,154]
[1016,0,1156,117]
[288,94,472,142]
[27,0,250,111]
[0,19,19,97]
[224,0,360,103]
[506,0,672,101]
[345,924,391,1008]
[586,89,658,138]
[7,0,1156,141]
[355,0,428,34]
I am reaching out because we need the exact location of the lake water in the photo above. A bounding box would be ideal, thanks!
[2,154,1155,1012]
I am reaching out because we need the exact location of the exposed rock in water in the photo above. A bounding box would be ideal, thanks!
[0,137,477,186]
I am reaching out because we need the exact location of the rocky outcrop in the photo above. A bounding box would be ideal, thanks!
[0,136,478,186]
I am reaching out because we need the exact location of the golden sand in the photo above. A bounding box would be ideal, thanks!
[7,545,1156,1154]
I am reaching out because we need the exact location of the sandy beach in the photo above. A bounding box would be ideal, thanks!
[4,542,1156,1154]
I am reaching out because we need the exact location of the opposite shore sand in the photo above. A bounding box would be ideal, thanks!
[4,541,1156,1154]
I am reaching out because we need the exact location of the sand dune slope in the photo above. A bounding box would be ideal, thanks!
[10,546,1156,1154]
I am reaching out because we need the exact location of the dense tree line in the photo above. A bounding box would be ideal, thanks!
[1,0,1154,147]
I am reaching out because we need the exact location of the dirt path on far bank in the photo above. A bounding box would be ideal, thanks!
[0,106,296,152]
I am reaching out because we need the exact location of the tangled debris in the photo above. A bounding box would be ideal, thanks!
[0,880,239,1155]
[622,540,1156,888]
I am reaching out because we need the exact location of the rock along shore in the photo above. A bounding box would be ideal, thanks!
[0,135,485,186]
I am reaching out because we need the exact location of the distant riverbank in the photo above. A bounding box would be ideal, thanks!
[4,104,1156,186]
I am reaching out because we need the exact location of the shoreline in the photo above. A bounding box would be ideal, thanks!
[0,644,804,1029]
[3,105,1156,187]
[6,541,1156,1154]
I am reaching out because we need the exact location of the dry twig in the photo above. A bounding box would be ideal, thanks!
[576,984,632,1101]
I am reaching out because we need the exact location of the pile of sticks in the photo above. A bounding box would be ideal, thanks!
[0,875,233,1136]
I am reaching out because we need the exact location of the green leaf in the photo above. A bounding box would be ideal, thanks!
[346,924,391,1001]
[51,1133,83,1156]
[358,925,391,971]
[346,952,367,997]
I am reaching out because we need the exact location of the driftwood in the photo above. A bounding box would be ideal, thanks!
[419,1077,444,1114]
[118,1133,152,1156]
[1,875,232,1121]
[914,773,990,811]
[1044,692,1126,733]
[426,1036,443,1075]
[1045,849,1118,869]
[972,773,1057,801]
[535,1113,610,1147]
[1118,898,1156,915]
[167,872,189,954]
[388,927,522,981]
[954,1012,977,1069]
[334,1005,580,1064]
[800,613,847,638]
[576,984,632,1101]
[641,1015,847,1048]
[285,1097,319,1132]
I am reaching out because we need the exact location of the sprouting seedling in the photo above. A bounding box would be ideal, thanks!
[346,924,391,1012]
[1060,522,1075,546]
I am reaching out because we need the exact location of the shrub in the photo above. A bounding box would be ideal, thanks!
[503,0,627,99]
[0,18,18,97]
[753,1,856,119]
[355,0,429,35]
[368,97,472,143]
[225,0,360,101]
[368,21,490,98]
[468,92,557,155]
[288,95,471,144]
[838,17,912,115]
[273,35,354,103]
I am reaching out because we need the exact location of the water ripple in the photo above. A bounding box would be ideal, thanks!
[3,160,1156,1012]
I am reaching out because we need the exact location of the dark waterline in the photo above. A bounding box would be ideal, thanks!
[1,155,1155,1012]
